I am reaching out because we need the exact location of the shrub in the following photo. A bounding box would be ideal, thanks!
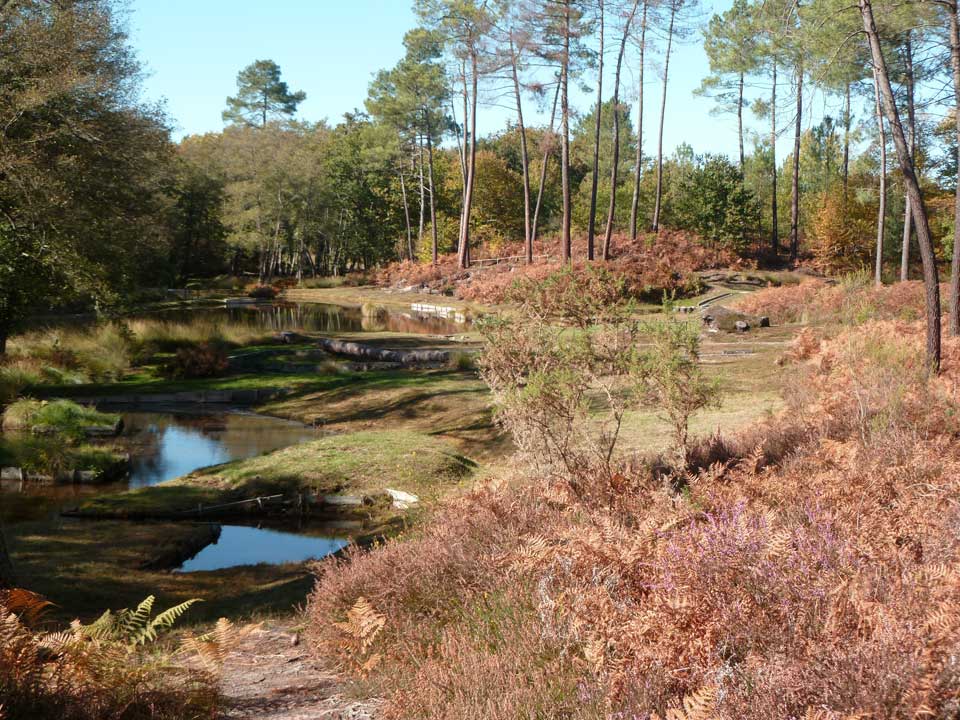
[733,275,931,326]
[480,267,719,477]
[247,285,278,300]
[809,189,876,274]
[374,231,739,305]
[162,343,229,379]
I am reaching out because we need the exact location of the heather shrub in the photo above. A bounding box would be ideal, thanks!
[246,284,278,299]
[161,343,229,379]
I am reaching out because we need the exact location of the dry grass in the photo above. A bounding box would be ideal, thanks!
[306,319,960,719]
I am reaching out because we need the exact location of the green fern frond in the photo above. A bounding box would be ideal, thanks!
[133,598,201,646]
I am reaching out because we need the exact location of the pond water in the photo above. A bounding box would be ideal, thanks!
[175,524,348,573]
[2,409,349,570]
[120,410,318,489]
[148,301,467,336]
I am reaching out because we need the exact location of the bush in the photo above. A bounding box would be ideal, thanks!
[733,275,930,326]
[809,189,876,274]
[247,285,278,300]
[162,343,229,380]
[374,231,739,306]
[480,267,719,476]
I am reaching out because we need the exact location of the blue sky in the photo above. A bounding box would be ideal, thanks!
[127,0,838,162]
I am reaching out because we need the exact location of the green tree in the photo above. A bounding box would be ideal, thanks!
[222,60,306,128]
[367,29,450,263]
[0,0,173,353]
[696,0,758,173]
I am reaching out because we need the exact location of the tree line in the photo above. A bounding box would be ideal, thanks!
[1,0,958,366]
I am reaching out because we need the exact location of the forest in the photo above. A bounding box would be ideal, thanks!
[2,0,960,718]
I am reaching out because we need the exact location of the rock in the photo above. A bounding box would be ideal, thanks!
[1,467,23,482]
[386,488,420,510]
[700,305,762,333]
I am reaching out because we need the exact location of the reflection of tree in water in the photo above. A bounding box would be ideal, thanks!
[150,303,466,336]
[212,413,316,460]
[231,303,363,333]
[119,411,316,489]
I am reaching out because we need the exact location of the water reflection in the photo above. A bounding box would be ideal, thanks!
[175,524,348,572]
[0,411,318,519]
[152,302,466,336]
[121,411,317,489]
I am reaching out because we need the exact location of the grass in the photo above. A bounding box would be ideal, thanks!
[76,429,477,519]
[2,398,119,439]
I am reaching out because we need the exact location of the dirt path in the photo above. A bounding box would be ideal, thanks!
[219,621,380,720]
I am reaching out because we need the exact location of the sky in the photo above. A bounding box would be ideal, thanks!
[126,0,833,163]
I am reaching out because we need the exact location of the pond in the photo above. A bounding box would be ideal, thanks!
[133,301,466,337]
[1,409,349,570]
[175,524,348,573]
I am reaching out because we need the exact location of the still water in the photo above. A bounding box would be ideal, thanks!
[149,301,466,336]
[120,410,318,489]
[176,525,348,573]
[2,410,349,570]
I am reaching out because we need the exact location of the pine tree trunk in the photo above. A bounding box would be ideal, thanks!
[770,60,779,254]
[587,0,605,260]
[949,0,960,335]
[843,82,851,196]
[603,0,641,260]
[399,153,413,262]
[873,66,887,286]
[560,0,572,263]
[458,53,479,269]
[900,32,916,282]
[510,38,534,264]
[651,2,675,233]
[426,128,439,266]
[629,3,648,241]
[861,0,940,372]
[738,71,745,175]
[532,81,561,248]
[417,138,426,250]
[790,62,802,261]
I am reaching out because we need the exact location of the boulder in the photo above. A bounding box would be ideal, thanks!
[700,305,765,334]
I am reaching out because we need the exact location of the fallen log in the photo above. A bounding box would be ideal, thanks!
[316,337,450,365]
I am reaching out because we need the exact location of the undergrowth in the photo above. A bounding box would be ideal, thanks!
[374,231,740,304]
[306,317,960,718]
[733,272,935,326]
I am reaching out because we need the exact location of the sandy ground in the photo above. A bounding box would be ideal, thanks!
[219,621,380,720]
